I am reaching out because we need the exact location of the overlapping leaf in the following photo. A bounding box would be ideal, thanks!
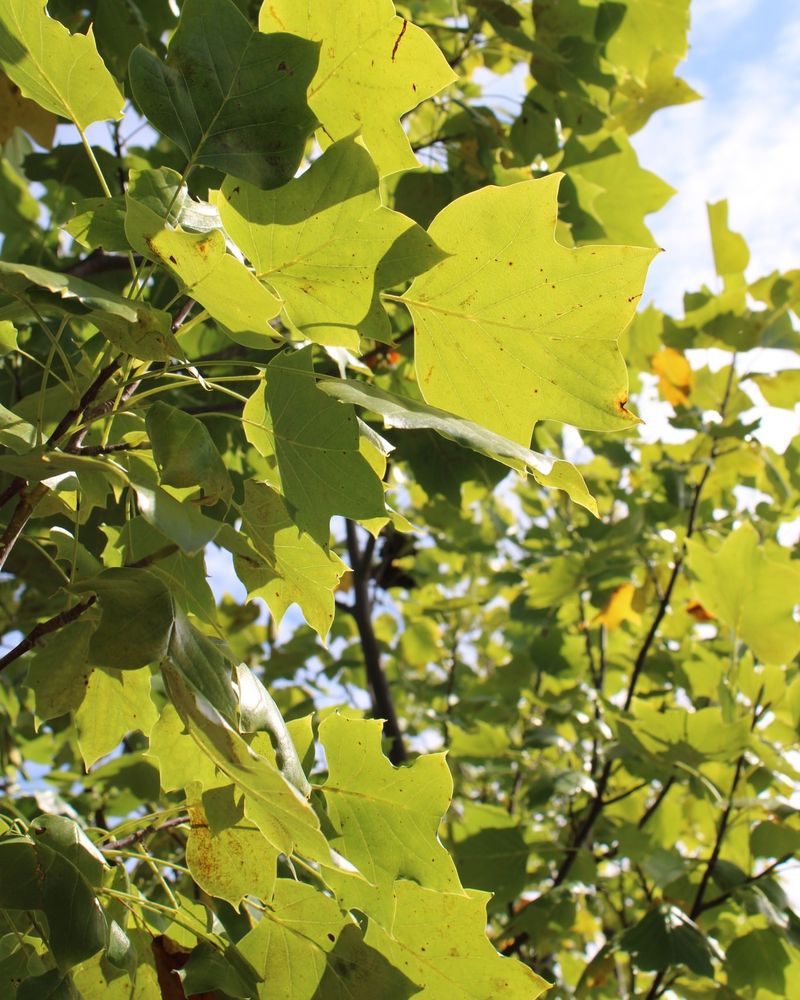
[259,1,455,176]
[130,0,319,186]
[229,482,347,638]
[218,137,443,349]
[403,173,656,446]
[0,0,123,131]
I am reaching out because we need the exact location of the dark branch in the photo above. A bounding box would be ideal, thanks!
[0,596,97,672]
[345,520,406,764]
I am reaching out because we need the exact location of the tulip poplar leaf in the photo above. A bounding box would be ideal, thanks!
[403,173,657,445]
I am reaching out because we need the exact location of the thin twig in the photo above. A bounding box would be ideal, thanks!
[0,596,96,672]
[103,815,190,852]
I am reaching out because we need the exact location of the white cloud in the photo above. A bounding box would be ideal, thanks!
[632,3,800,310]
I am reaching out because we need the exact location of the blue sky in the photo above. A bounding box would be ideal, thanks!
[633,0,800,309]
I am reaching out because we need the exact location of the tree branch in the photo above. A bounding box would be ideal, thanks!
[103,815,190,851]
[689,755,745,919]
[345,520,406,764]
[0,596,96,672]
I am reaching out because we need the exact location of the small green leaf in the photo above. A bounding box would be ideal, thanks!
[686,522,800,665]
[0,834,108,969]
[726,929,790,994]
[130,0,319,186]
[230,483,347,639]
[707,200,749,278]
[26,619,95,721]
[17,969,80,1000]
[147,401,232,505]
[0,0,123,131]
[621,905,715,977]
[77,567,174,669]
[261,349,386,541]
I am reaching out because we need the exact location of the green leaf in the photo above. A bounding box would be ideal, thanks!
[146,701,219,793]
[0,261,180,361]
[141,227,283,348]
[365,882,549,998]
[186,798,277,907]
[29,814,107,888]
[318,378,599,513]
[620,905,715,977]
[750,821,800,859]
[0,834,108,969]
[75,667,158,768]
[450,804,529,910]
[230,482,347,639]
[319,713,462,917]
[259,1,456,177]
[707,200,749,278]
[402,173,656,445]
[218,136,444,350]
[167,607,238,725]
[686,522,800,665]
[0,319,17,353]
[130,0,319,186]
[26,619,95,721]
[260,349,386,540]
[17,969,80,1000]
[125,453,223,553]
[165,666,330,863]
[77,567,174,669]
[749,369,800,409]
[146,401,232,505]
[239,879,420,1000]
[0,0,123,131]
[726,929,790,994]
[179,940,261,999]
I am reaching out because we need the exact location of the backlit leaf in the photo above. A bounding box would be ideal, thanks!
[259,0,456,176]
[0,0,123,131]
[403,173,656,445]
[218,136,443,350]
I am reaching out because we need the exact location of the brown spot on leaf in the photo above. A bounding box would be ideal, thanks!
[391,19,408,61]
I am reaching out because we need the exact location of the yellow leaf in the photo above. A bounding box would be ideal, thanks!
[652,347,693,406]
[0,70,55,146]
[593,582,641,630]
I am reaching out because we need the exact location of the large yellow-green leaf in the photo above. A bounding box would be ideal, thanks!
[218,137,443,350]
[230,482,347,639]
[686,523,800,665]
[254,349,386,541]
[402,173,656,445]
[365,882,549,999]
[319,714,463,913]
[259,0,456,176]
[129,0,318,186]
[0,0,123,131]
[238,880,420,1000]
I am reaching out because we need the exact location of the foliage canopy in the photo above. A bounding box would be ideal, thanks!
[0,1,799,998]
